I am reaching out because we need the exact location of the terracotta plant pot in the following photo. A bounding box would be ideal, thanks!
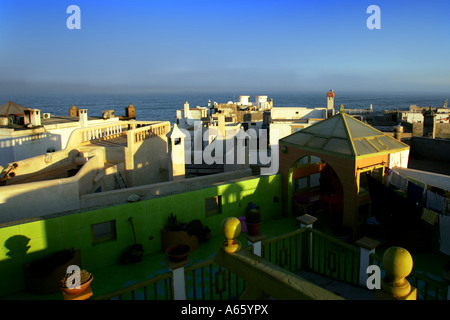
[120,244,144,264]
[161,229,199,252]
[246,222,261,236]
[166,244,191,262]
[61,275,93,295]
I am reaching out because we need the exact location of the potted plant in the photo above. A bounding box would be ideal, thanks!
[161,213,199,252]
[246,203,262,236]
[185,219,211,242]
[165,244,192,262]
[59,269,93,295]
[119,217,144,265]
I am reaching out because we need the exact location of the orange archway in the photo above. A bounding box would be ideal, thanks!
[280,148,355,233]
[278,112,410,240]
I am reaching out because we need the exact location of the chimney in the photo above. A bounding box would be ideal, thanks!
[31,109,41,126]
[69,105,79,117]
[218,112,225,138]
[24,109,41,126]
[79,109,88,127]
[423,108,436,139]
[184,100,190,118]
[126,104,136,119]
[393,126,403,141]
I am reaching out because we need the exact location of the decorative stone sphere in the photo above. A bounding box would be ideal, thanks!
[222,217,241,241]
[383,247,413,282]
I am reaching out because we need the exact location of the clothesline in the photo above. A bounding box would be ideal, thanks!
[387,169,449,216]
[386,168,450,256]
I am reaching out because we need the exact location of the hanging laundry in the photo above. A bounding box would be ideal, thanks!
[445,198,450,216]
[421,208,439,225]
[367,175,420,228]
[389,171,408,191]
[426,190,445,214]
[408,177,426,189]
[428,185,446,197]
[439,214,450,255]
[407,180,425,206]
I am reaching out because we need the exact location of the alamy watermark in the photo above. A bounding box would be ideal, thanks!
[367,5,381,30]
[66,5,381,30]
[65,264,81,289]
[366,265,382,289]
[173,123,279,175]
[66,5,81,30]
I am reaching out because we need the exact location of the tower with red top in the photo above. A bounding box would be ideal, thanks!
[327,89,335,118]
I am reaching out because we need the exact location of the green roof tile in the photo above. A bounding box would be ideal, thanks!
[280,112,409,158]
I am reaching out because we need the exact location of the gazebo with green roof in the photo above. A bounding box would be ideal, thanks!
[278,110,410,239]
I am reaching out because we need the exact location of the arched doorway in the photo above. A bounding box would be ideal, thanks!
[289,155,345,233]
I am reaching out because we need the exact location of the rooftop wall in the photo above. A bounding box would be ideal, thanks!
[271,107,327,121]
[0,173,282,297]
[2,147,78,183]
[79,169,253,209]
[0,150,108,224]
[410,137,450,162]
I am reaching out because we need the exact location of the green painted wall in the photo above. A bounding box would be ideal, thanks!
[0,174,282,297]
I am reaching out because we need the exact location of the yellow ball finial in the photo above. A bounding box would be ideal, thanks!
[221,217,242,253]
[381,246,414,298]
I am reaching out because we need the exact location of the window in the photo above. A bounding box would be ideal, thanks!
[174,138,181,145]
[359,171,370,194]
[359,166,384,194]
[310,173,321,188]
[205,196,222,216]
[293,177,308,192]
[291,125,304,134]
[91,220,116,244]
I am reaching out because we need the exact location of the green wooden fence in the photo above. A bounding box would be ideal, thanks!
[95,227,447,300]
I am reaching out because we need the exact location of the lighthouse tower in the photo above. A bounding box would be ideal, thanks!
[326,90,335,118]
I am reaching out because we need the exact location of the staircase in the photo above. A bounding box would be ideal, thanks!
[114,172,127,189]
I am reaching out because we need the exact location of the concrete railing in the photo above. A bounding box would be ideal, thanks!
[63,120,171,151]
[126,121,170,145]
[65,122,129,149]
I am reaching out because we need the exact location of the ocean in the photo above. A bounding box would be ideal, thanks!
[0,91,448,124]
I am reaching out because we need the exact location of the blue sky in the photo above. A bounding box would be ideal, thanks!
[0,0,449,94]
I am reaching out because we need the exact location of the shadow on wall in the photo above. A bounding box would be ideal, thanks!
[1,235,33,296]
[4,235,31,261]
[1,149,79,186]
[0,133,63,168]
[127,135,169,188]
[0,152,91,224]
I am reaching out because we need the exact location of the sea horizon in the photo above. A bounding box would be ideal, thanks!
[1,90,448,124]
